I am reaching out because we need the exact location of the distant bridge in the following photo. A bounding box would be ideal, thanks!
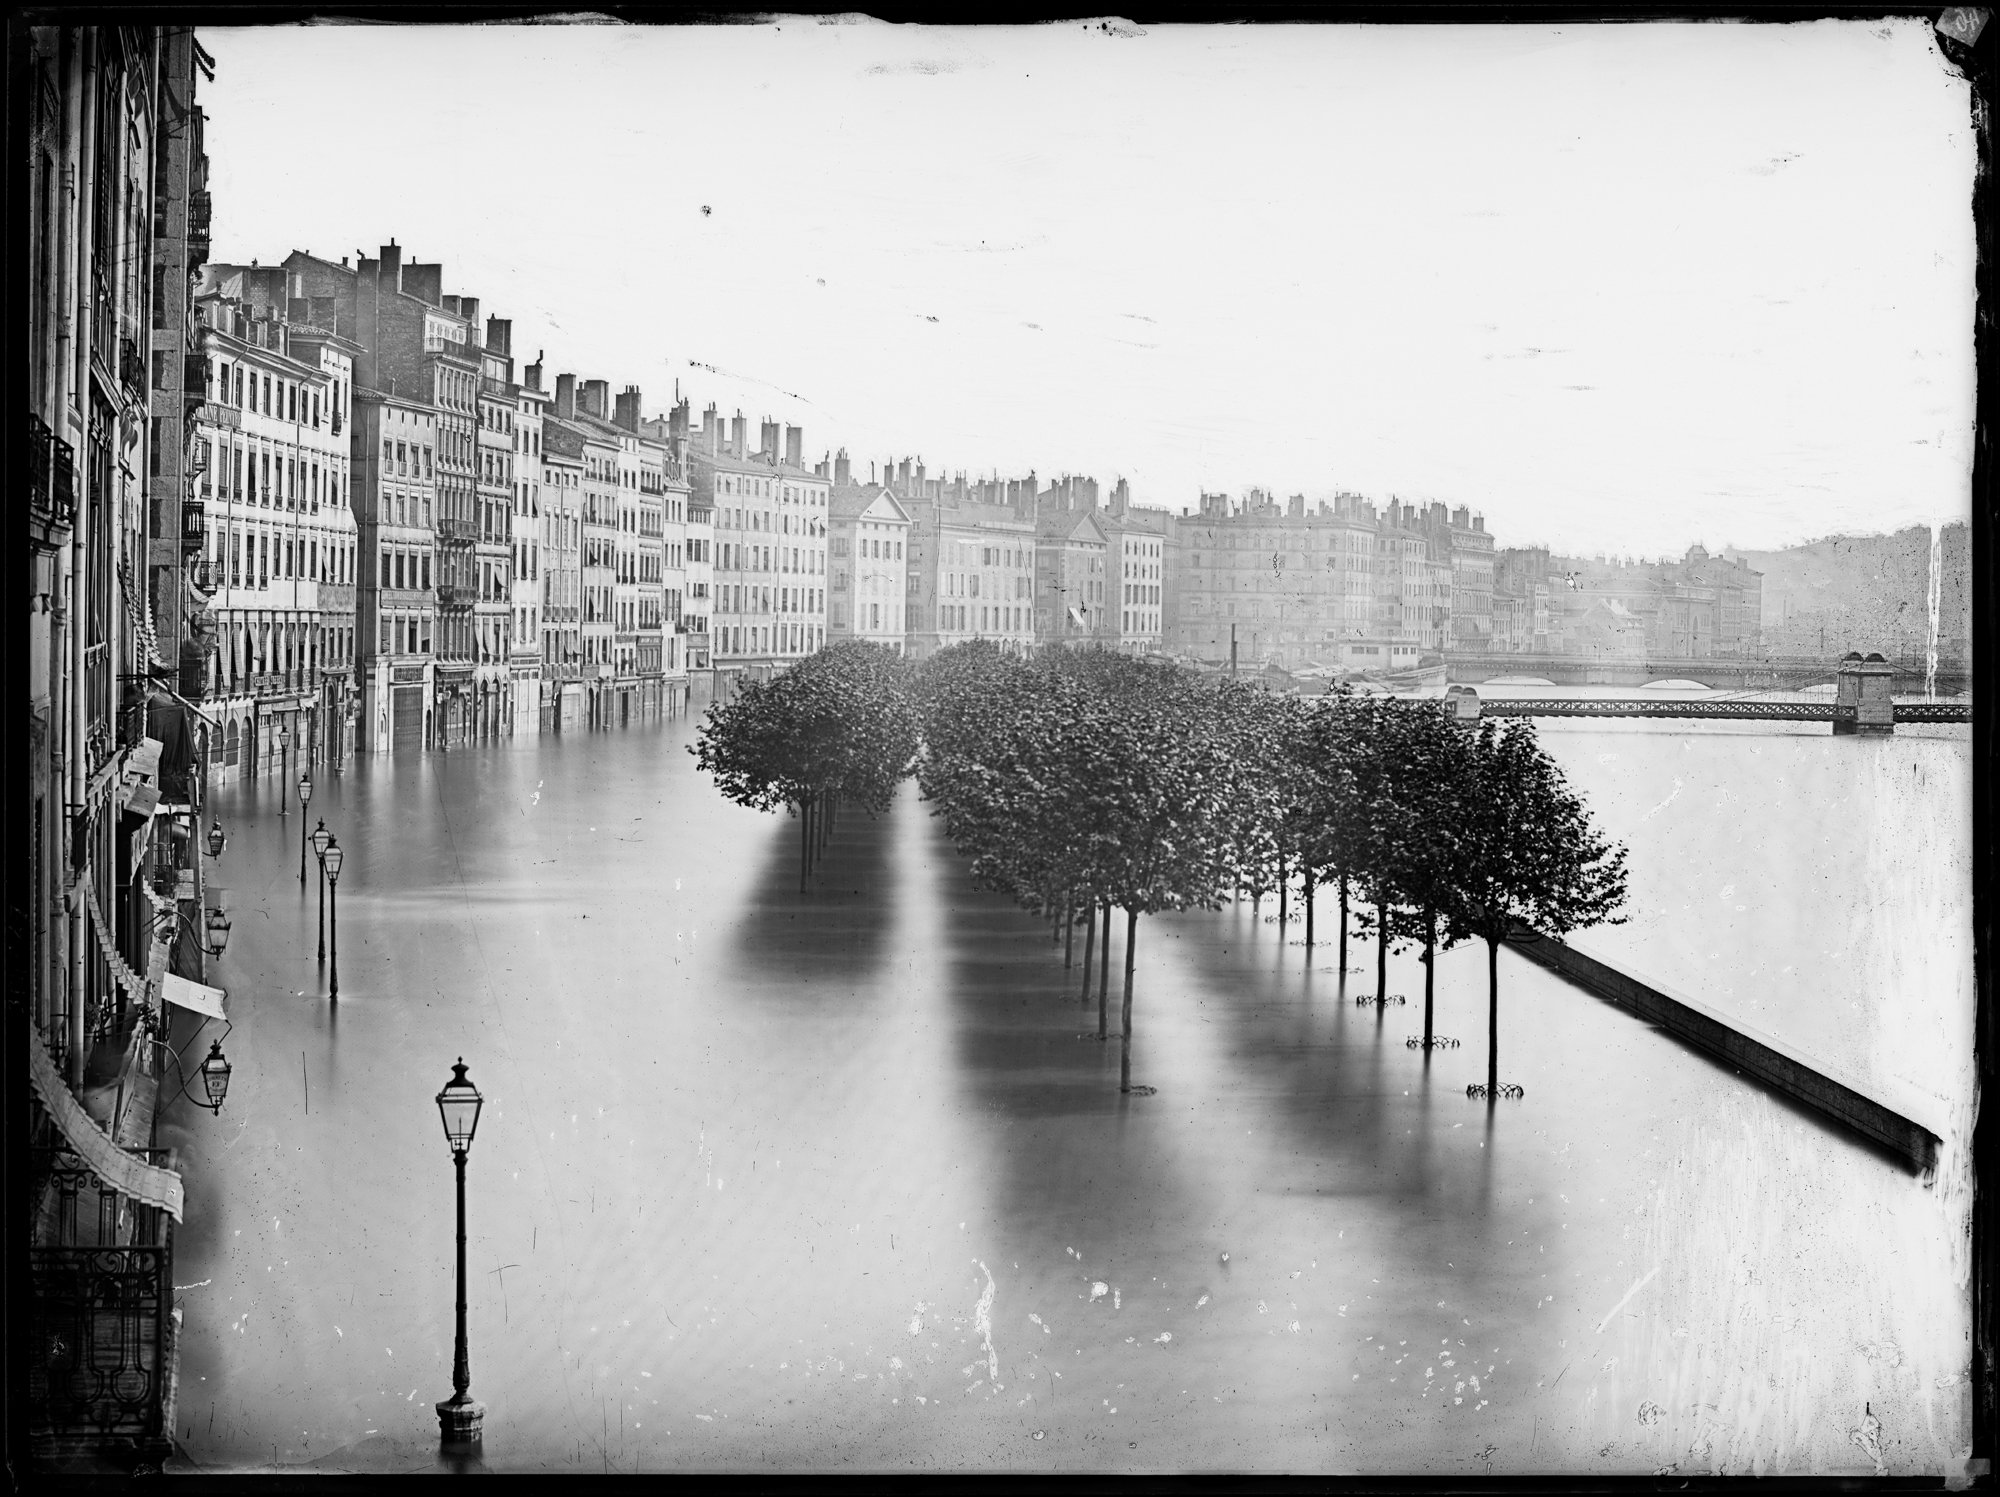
[1443,652,1971,695]
[1473,698,1971,726]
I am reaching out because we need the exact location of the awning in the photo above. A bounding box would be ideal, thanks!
[28,1041,184,1222]
[163,972,228,1021]
[1067,606,1088,628]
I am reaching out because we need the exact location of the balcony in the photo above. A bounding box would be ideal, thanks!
[180,501,206,548]
[28,413,74,548]
[436,585,468,608]
[120,337,145,399]
[28,1146,178,1457]
[183,352,209,404]
[436,518,477,544]
[187,188,212,249]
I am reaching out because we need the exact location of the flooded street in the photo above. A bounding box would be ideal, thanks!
[160,708,1972,1476]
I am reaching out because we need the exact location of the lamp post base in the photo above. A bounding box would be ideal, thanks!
[436,1394,485,1444]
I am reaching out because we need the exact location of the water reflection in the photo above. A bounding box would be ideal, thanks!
[158,713,1969,1477]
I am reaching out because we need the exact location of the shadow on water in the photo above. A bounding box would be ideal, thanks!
[727,801,897,988]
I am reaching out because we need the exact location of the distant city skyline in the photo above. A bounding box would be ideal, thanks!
[199,18,1974,556]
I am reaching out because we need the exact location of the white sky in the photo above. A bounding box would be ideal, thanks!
[199,17,1974,556]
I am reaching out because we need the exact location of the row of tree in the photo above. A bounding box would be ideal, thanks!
[694,639,1629,1099]
[691,642,921,890]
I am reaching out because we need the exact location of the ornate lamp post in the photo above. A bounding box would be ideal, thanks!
[297,771,313,883]
[206,819,227,860]
[310,820,332,963]
[203,906,232,958]
[435,1059,485,1444]
[197,1041,233,1114]
[323,837,344,999]
[277,726,291,811]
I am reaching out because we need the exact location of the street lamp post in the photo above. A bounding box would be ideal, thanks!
[277,726,290,812]
[207,820,227,861]
[298,772,312,883]
[203,906,232,958]
[323,837,343,999]
[310,820,332,963]
[435,1059,486,1445]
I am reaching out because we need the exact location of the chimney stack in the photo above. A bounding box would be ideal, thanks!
[486,315,512,356]
[834,448,851,487]
[459,296,480,328]
[784,425,803,469]
[897,458,912,491]
[379,240,403,293]
[580,379,610,419]
[614,385,642,433]
[731,411,748,458]
[555,372,578,419]
[703,403,721,455]
[760,418,781,463]
[524,353,543,392]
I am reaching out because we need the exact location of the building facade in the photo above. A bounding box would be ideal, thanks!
[25,24,219,1466]
[350,386,437,752]
[510,360,549,731]
[828,482,913,649]
[191,285,357,780]
[691,408,829,673]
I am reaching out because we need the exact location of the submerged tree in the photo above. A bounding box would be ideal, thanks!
[1438,718,1630,1098]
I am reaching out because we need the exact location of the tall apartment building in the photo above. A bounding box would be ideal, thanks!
[273,242,510,749]
[690,408,829,672]
[191,284,359,778]
[643,400,708,676]
[1414,501,1495,650]
[149,29,214,718]
[470,312,516,737]
[1171,489,1407,671]
[511,356,550,731]
[534,358,585,727]
[26,25,217,1463]
[1033,500,1110,646]
[1091,479,1173,656]
[902,482,1038,660]
[827,455,914,651]
[350,387,437,751]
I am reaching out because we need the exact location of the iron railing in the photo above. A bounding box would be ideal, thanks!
[28,1148,176,1449]
[1893,700,1974,724]
[1476,698,1847,722]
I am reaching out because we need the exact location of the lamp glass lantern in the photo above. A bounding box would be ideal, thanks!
[298,771,312,805]
[436,1059,483,1157]
[207,820,226,858]
[204,906,231,954]
[322,839,344,883]
[198,1041,232,1112]
[310,820,332,861]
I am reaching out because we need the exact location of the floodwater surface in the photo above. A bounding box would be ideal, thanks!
[158,706,1973,1476]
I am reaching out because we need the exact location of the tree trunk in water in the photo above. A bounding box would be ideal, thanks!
[1277,855,1288,929]
[1064,897,1075,969]
[1304,870,1316,949]
[1338,877,1349,972]
[1080,900,1097,1005]
[799,804,809,894]
[1119,908,1139,1092]
[1097,901,1113,1039]
[1375,903,1389,1003]
[1423,907,1435,1051]
[1487,935,1500,1096]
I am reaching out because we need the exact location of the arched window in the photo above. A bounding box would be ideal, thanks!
[224,719,240,767]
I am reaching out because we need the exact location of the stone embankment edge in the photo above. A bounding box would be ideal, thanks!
[1509,924,1940,1175]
